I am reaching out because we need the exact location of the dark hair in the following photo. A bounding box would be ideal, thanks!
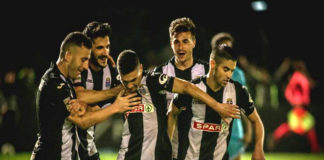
[83,21,112,41]
[59,31,92,58]
[117,49,140,75]
[211,46,238,63]
[211,32,234,50]
[169,17,196,40]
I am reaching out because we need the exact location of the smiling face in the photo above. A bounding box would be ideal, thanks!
[68,45,91,79]
[90,35,110,68]
[170,31,195,64]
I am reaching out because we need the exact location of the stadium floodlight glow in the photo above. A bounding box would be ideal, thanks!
[251,0,268,12]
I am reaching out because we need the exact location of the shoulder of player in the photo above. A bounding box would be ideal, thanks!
[195,58,209,66]
[153,59,173,72]
[191,75,205,84]
[41,70,69,92]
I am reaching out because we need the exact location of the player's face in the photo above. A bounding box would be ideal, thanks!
[214,59,236,87]
[170,32,195,64]
[120,65,143,93]
[69,45,91,79]
[90,36,110,68]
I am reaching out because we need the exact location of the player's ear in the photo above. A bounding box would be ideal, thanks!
[65,51,72,63]
[210,59,215,70]
[139,64,143,74]
[192,38,196,48]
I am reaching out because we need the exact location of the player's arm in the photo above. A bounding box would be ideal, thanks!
[74,84,123,104]
[247,108,265,160]
[167,103,181,140]
[68,91,140,130]
[172,78,240,120]
[242,114,253,147]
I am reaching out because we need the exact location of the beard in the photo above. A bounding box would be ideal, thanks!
[90,54,107,68]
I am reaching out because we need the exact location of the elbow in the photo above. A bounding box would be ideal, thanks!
[74,117,93,130]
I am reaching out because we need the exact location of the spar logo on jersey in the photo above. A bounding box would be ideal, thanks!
[193,121,222,132]
[124,103,155,118]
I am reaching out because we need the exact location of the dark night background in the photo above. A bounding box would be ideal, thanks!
[1,1,323,153]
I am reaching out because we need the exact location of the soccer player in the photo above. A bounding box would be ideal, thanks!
[31,32,140,160]
[168,46,265,160]
[73,21,122,160]
[211,32,252,160]
[116,49,240,160]
[154,17,208,159]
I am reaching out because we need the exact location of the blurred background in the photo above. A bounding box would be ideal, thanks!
[1,0,323,159]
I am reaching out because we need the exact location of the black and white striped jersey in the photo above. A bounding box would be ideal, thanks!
[154,57,208,106]
[73,63,119,160]
[31,62,78,160]
[154,57,208,159]
[173,76,255,160]
[117,71,174,160]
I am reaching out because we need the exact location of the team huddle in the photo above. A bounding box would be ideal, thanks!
[31,17,265,160]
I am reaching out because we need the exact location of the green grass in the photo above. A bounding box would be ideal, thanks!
[1,152,324,160]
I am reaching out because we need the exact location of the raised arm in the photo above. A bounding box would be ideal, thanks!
[247,109,265,160]
[68,91,140,129]
[171,78,240,120]
[74,84,123,104]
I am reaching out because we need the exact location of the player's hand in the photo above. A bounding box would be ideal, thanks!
[69,99,87,116]
[108,55,116,68]
[113,90,141,113]
[218,103,241,124]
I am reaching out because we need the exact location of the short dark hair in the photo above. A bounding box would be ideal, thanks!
[211,32,234,50]
[59,31,92,58]
[169,17,196,40]
[117,49,140,75]
[211,46,238,64]
[83,21,112,41]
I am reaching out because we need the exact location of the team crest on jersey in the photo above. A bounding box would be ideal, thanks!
[144,104,154,112]
[159,74,168,85]
[226,98,233,104]
[63,97,71,110]
[221,120,230,133]
[106,77,111,88]
[124,103,155,118]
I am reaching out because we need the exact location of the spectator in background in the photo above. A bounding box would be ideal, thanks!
[0,70,18,155]
[16,67,38,151]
